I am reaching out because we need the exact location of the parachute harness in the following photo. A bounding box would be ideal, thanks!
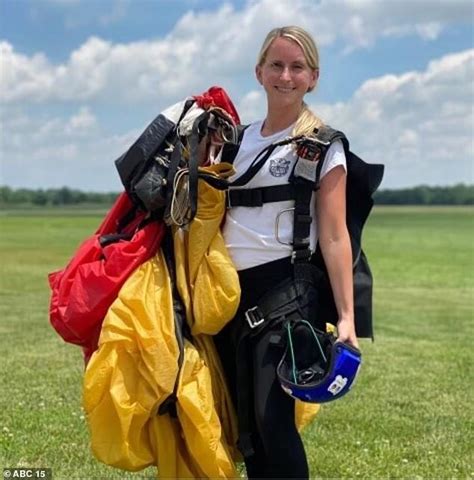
[170,108,237,228]
[115,92,239,230]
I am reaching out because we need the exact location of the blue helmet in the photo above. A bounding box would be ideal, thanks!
[276,320,361,403]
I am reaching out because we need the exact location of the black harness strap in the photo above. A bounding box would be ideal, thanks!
[158,228,192,417]
[163,140,184,220]
[220,124,249,164]
[187,111,210,221]
[227,184,295,207]
[197,172,229,191]
[291,176,313,267]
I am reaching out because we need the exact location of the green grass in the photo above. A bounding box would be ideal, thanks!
[0,206,473,479]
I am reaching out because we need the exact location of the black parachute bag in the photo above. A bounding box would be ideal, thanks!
[114,99,195,214]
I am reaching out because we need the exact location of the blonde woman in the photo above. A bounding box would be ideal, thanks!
[215,26,359,478]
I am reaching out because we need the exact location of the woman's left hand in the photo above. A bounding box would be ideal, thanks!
[336,317,360,350]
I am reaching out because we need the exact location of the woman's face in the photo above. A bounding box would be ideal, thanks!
[256,36,318,110]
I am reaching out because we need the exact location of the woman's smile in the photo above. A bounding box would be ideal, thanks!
[274,86,296,93]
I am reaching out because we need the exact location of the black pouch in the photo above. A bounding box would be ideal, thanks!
[245,263,326,337]
[133,161,169,212]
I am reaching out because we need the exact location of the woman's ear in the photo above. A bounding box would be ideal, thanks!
[308,68,319,92]
[255,65,263,85]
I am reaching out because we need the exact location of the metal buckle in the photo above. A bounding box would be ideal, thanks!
[245,306,264,329]
[312,137,331,146]
[275,207,294,246]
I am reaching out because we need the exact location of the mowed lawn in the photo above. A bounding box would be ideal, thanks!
[0,206,472,479]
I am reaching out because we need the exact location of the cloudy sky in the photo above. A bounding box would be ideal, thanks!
[1,0,473,191]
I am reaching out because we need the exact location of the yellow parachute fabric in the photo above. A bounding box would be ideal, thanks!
[173,163,240,336]
[82,162,319,478]
[83,251,239,478]
[82,252,179,472]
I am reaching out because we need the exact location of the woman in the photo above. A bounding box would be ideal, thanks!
[215,26,359,478]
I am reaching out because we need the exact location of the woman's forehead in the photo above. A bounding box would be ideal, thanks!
[265,37,306,62]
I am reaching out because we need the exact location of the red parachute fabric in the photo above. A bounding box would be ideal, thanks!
[194,86,241,125]
[48,192,164,362]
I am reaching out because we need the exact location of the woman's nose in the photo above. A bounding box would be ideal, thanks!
[280,66,292,81]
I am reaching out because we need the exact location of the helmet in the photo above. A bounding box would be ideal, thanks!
[276,320,361,403]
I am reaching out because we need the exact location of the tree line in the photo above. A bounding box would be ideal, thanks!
[373,184,473,205]
[0,184,473,207]
[0,186,118,207]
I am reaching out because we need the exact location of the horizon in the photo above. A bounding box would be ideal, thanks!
[2,183,473,195]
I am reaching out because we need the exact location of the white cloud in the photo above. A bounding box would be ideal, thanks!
[237,90,266,124]
[306,49,474,188]
[65,106,98,135]
[0,42,54,102]
[0,106,134,190]
[2,0,472,105]
[324,0,472,52]
[2,49,472,190]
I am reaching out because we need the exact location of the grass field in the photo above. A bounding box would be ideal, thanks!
[0,206,472,479]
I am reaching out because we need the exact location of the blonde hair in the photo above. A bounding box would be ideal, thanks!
[257,26,324,137]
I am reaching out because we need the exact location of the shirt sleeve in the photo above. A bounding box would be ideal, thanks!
[320,139,347,180]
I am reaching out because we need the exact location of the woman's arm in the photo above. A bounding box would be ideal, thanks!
[315,165,359,349]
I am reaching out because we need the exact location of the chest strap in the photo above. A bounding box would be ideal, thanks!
[227,184,295,207]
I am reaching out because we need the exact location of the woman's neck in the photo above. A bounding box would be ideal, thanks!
[261,103,303,137]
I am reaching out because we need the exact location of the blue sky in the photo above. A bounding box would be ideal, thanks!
[1,0,473,191]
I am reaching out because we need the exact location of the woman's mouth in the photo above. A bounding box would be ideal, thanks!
[275,86,295,93]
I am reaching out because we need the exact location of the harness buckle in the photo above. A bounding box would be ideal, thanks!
[275,207,295,246]
[245,306,265,329]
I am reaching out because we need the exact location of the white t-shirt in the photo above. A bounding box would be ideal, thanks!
[223,120,346,271]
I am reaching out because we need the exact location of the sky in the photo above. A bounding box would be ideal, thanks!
[1,0,473,191]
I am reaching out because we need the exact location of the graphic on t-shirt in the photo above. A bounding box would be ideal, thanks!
[269,158,291,177]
